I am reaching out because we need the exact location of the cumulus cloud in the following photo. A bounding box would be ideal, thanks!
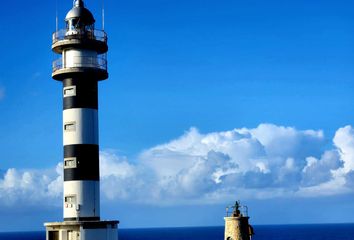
[1,124,354,207]
[333,126,354,173]
[100,150,145,201]
[301,150,342,187]
[0,163,62,207]
[138,125,314,198]
[136,124,350,202]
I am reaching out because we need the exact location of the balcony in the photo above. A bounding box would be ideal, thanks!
[225,202,248,217]
[53,29,107,44]
[52,56,108,81]
[52,29,108,54]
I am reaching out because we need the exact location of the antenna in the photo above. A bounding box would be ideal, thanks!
[55,0,58,32]
[102,0,105,30]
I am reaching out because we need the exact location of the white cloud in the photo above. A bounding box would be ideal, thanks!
[333,126,354,173]
[332,126,354,190]
[136,124,351,203]
[0,163,62,207]
[1,124,354,207]
[301,150,342,187]
[99,150,146,201]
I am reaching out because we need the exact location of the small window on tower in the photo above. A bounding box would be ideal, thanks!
[64,195,76,208]
[64,158,77,169]
[64,122,76,131]
[65,195,76,203]
[63,86,76,97]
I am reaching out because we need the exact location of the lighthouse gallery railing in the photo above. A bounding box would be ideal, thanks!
[52,56,107,72]
[52,29,107,44]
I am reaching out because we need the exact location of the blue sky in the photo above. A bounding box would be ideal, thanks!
[1,0,354,232]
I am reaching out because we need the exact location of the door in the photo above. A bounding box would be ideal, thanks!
[48,231,59,240]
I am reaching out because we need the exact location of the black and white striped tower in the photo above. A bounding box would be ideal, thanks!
[45,0,118,239]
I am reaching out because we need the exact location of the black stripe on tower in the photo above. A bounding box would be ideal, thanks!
[63,78,98,110]
[64,217,100,222]
[64,144,99,181]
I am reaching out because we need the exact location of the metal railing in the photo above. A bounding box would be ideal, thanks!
[52,56,107,73]
[52,29,107,44]
[226,201,248,217]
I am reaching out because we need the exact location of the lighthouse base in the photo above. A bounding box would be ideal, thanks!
[44,220,119,240]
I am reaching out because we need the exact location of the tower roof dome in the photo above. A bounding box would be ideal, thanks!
[65,0,95,25]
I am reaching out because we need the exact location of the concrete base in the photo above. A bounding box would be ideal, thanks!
[44,220,119,240]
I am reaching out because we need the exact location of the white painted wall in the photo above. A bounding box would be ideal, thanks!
[63,49,98,68]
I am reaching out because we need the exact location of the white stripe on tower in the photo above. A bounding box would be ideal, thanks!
[63,181,100,220]
[63,108,98,146]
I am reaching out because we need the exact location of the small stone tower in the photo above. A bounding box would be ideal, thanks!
[44,1,118,239]
[224,201,254,240]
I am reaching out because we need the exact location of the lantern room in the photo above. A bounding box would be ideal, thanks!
[65,0,95,37]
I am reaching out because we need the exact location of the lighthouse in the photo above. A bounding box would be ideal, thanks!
[224,201,254,240]
[44,0,118,239]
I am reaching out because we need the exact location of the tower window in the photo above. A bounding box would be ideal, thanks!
[64,195,76,208]
[64,122,76,131]
[64,158,77,169]
[63,86,76,97]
